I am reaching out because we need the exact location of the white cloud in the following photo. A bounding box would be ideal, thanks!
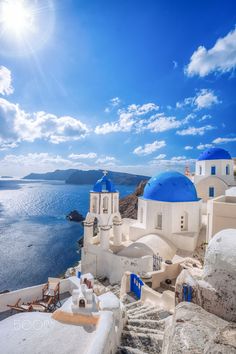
[126,103,159,115]
[68,153,97,159]
[185,28,236,77]
[0,98,89,145]
[133,140,166,156]
[197,143,213,150]
[177,125,215,136]
[146,114,181,132]
[173,60,178,69]
[199,114,211,122]
[110,97,121,107]
[0,66,13,95]
[171,155,186,161]
[0,153,89,176]
[153,154,167,160]
[212,137,236,144]
[149,156,196,170]
[95,102,159,134]
[0,140,18,151]
[176,89,219,110]
[184,146,193,150]
[104,97,121,112]
[96,156,117,165]
[194,89,219,109]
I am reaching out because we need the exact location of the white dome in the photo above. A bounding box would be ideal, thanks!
[117,234,176,260]
[203,229,236,296]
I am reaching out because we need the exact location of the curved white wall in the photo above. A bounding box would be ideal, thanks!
[195,159,234,185]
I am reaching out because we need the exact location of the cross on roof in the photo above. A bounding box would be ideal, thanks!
[103,170,108,176]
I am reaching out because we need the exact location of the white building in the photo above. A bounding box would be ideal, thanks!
[82,171,202,283]
[206,193,236,241]
[194,147,235,202]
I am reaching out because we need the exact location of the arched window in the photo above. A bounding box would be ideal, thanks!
[180,212,188,231]
[92,196,97,213]
[140,208,143,223]
[156,213,162,229]
[211,166,216,175]
[103,196,109,213]
[113,196,118,213]
[209,186,215,198]
[226,164,230,175]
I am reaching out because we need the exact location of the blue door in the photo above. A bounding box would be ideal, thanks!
[130,274,144,299]
[209,187,215,197]
[211,166,216,175]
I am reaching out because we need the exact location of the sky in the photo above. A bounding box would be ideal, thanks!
[0,0,236,177]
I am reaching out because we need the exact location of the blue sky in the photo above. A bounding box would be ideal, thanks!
[0,0,236,177]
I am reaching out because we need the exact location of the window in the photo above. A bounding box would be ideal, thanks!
[199,166,202,175]
[180,212,188,231]
[211,166,216,175]
[226,164,230,175]
[156,213,162,229]
[113,196,118,213]
[103,196,108,213]
[91,197,97,213]
[140,208,143,223]
[209,187,214,198]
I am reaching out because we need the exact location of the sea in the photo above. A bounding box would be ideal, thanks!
[0,179,134,292]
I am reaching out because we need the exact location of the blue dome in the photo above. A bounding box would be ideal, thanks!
[93,173,117,193]
[198,147,231,161]
[143,171,199,202]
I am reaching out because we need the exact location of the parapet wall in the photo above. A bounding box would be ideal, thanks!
[0,278,70,313]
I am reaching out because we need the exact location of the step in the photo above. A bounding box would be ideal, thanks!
[120,331,163,354]
[130,308,161,320]
[127,318,168,331]
[124,324,164,336]
[124,300,142,310]
[117,345,147,354]
[157,310,171,320]
[127,305,150,315]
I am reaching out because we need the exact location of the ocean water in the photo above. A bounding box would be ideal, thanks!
[0,180,134,291]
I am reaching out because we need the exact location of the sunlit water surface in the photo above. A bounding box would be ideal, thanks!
[0,180,133,291]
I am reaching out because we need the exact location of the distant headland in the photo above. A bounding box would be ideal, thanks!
[23,169,149,186]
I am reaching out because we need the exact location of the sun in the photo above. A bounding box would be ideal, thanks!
[0,0,55,56]
[1,0,34,38]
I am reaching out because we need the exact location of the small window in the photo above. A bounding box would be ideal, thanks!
[211,166,216,175]
[103,196,108,213]
[199,166,202,175]
[156,213,162,229]
[226,164,230,175]
[209,187,215,198]
[140,208,144,223]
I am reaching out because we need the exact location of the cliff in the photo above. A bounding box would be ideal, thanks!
[119,180,147,219]
[23,169,149,186]
[66,169,149,186]
[23,169,78,181]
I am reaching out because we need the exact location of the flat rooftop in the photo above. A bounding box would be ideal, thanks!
[0,311,96,354]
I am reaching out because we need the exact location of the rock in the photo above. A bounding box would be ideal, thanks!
[162,302,236,354]
[175,229,236,322]
[119,180,147,219]
[66,210,84,222]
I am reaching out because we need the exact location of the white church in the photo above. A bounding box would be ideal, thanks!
[193,147,235,201]
[81,147,235,284]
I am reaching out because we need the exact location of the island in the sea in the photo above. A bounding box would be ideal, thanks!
[23,169,149,185]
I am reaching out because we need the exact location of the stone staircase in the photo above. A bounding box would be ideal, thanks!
[117,300,171,354]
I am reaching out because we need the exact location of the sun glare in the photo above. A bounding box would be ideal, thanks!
[0,0,55,56]
[1,0,34,37]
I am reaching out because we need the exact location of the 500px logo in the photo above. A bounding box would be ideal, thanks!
[14,319,54,331]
